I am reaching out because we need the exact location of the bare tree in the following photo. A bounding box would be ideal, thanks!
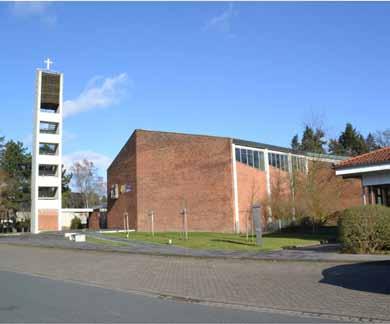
[261,170,294,229]
[70,159,105,208]
[375,129,390,148]
[294,160,344,231]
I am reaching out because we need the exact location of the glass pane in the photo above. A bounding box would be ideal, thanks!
[254,151,259,169]
[276,154,281,169]
[284,155,289,171]
[241,149,248,164]
[40,121,58,134]
[235,148,241,162]
[259,152,265,170]
[38,187,57,199]
[39,143,58,155]
[39,164,58,176]
[248,150,254,167]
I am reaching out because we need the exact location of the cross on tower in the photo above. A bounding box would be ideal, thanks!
[44,58,53,70]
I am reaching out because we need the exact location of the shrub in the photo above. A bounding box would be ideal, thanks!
[338,205,390,253]
[70,216,82,230]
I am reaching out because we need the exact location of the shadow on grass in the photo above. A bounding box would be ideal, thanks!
[320,261,390,294]
[210,238,257,247]
[263,231,336,242]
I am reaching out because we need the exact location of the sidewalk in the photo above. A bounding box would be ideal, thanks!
[0,244,389,322]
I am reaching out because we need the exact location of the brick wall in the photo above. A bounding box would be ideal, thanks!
[135,130,234,232]
[107,132,137,229]
[107,129,363,234]
[88,211,100,230]
[38,209,58,231]
[236,162,268,233]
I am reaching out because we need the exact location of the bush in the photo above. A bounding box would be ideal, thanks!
[338,205,390,253]
[16,218,30,232]
[70,216,82,230]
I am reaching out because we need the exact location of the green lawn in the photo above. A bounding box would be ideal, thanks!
[103,231,331,252]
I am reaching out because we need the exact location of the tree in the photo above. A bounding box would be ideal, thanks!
[294,160,344,231]
[375,129,390,148]
[328,123,368,156]
[365,133,380,152]
[61,166,73,208]
[291,126,326,153]
[291,135,300,151]
[70,159,105,208]
[0,140,31,212]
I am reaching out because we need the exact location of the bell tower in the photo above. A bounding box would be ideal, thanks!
[31,59,63,233]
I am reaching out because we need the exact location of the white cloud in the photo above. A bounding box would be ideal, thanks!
[63,150,112,175]
[10,2,57,25]
[63,73,128,118]
[204,3,235,35]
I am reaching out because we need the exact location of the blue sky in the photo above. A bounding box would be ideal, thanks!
[0,2,389,176]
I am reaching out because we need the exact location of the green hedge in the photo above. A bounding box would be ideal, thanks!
[70,217,82,230]
[338,205,390,253]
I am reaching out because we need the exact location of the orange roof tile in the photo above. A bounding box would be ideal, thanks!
[336,147,390,169]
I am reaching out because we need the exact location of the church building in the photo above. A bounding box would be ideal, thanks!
[107,129,361,233]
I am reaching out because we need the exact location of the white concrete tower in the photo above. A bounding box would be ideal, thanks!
[31,59,63,233]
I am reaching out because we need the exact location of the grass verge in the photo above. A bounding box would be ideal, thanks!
[103,231,328,251]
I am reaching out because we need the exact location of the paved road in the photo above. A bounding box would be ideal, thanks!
[0,270,331,323]
[0,245,389,322]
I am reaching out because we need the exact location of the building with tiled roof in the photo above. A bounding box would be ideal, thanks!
[335,147,390,206]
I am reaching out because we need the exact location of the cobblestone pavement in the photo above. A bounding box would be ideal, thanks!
[0,244,389,322]
[1,232,390,262]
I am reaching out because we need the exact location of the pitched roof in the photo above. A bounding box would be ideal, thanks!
[335,147,390,169]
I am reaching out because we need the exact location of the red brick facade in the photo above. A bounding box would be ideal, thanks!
[38,209,58,231]
[88,211,101,230]
[108,130,234,232]
[236,163,268,233]
[107,130,362,233]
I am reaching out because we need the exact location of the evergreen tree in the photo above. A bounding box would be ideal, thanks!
[329,123,368,156]
[365,133,380,152]
[300,126,326,154]
[291,134,300,150]
[328,139,344,155]
[0,140,31,211]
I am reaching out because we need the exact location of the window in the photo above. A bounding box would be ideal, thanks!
[39,164,58,176]
[253,151,259,169]
[235,148,241,162]
[269,152,289,171]
[40,121,58,134]
[247,150,254,167]
[276,154,281,169]
[39,143,58,155]
[292,156,306,172]
[259,152,265,170]
[235,147,265,171]
[38,187,58,199]
[241,149,248,164]
[40,104,59,113]
[282,155,289,171]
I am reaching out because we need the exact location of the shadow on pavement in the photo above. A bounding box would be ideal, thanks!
[320,261,390,294]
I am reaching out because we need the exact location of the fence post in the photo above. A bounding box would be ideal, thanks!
[150,210,154,237]
[181,208,188,240]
